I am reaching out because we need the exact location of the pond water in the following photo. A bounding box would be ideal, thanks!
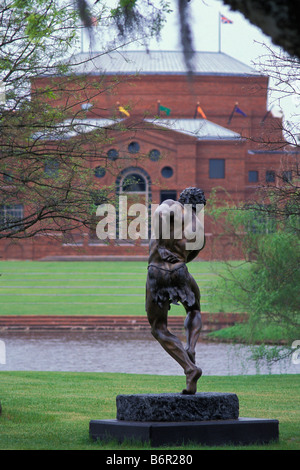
[0,330,299,376]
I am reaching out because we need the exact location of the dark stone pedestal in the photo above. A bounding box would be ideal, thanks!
[89,393,279,447]
[116,392,239,422]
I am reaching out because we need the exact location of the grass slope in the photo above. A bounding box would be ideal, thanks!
[0,371,299,450]
[0,260,242,316]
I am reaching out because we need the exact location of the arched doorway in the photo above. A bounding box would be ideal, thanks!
[116,167,152,242]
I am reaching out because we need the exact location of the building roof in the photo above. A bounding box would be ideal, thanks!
[32,118,121,140]
[68,50,259,77]
[34,117,240,141]
[145,118,241,140]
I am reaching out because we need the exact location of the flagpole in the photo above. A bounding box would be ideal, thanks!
[218,12,221,52]
[81,24,84,53]
[261,105,273,124]
[228,102,238,125]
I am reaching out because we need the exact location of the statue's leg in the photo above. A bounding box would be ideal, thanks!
[182,275,202,364]
[184,310,202,363]
[146,284,201,394]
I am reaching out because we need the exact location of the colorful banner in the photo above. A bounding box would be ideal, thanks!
[194,104,207,119]
[118,106,130,117]
[220,14,233,24]
[228,103,247,124]
[158,104,171,116]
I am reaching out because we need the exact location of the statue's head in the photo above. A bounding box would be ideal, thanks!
[178,187,206,209]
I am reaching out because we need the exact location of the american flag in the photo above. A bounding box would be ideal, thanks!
[220,14,233,24]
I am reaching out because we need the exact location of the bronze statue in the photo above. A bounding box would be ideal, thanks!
[146,187,206,394]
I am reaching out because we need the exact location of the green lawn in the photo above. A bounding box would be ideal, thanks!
[0,260,242,316]
[0,371,299,450]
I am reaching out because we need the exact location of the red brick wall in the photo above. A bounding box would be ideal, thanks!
[0,230,244,261]
[0,72,285,261]
[33,74,269,121]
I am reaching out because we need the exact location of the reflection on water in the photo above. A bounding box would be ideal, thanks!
[0,330,298,376]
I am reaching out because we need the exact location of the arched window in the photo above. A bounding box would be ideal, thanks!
[122,173,146,192]
[117,167,151,197]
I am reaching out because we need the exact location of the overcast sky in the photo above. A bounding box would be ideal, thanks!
[148,0,272,66]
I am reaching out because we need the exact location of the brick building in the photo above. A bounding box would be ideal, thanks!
[1,50,291,260]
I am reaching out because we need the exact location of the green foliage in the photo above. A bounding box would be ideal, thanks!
[209,194,300,355]
[109,0,171,43]
[209,322,292,343]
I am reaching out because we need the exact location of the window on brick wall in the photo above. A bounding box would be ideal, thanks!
[0,204,24,231]
[266,170,275,182]
[94,166,106,178]
[282,170,292,182]
[107,148,119,161]
[149,149,161,161]
[122,173,146,192]
[128,141,140,154]
[161,166,173,178]
[245,204,276,234]
[248,170,258,183]
[44,158,59,177]
[160,190,177,203]
[209,159,225,178]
